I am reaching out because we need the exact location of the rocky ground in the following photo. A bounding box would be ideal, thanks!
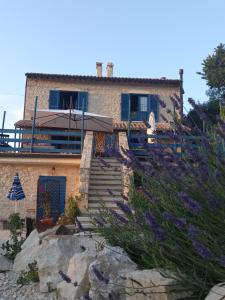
[0,272,58,300]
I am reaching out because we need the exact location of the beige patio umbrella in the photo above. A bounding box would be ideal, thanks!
[147,112,156,143]
[32,109,113,133]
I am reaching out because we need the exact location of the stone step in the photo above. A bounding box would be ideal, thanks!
[89,174,122,180]
[88,202,118,209]
[90,180,122,185]
[76,216,95,230]
[92,158,119,161]
[90,166,121,172]
[89,190,122,196]
[90,170,121,175]
[89,196,123,201]
[89,185,122,191]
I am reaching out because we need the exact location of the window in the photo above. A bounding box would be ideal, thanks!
[121,93,159,122]
[49,90,88,111]
[139,96,148,112]
[59,91,78,110]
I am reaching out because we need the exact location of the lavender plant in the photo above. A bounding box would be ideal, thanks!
[94,96,225,299]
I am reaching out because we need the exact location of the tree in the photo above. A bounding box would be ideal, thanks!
[198,43,225,110]
[187,44,225,128]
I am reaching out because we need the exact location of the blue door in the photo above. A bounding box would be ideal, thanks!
[37,176,66,223]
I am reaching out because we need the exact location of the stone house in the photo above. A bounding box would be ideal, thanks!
[0,63,183,228]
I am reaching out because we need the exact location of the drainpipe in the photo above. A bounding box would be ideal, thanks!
[179,69,184,120]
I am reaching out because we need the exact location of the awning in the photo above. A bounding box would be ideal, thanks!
[27,109,113,133]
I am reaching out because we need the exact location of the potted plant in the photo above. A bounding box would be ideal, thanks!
[40,191,53,225]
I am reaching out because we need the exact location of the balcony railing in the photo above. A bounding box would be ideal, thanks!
[0,128,82,154]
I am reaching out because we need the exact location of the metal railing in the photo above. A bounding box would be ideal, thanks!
[0,128,82,154]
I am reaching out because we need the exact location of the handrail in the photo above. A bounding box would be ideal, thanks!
[1,128,81,136]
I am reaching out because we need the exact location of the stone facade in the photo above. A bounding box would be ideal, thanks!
[0,156,80,222]
[24,77,180,122]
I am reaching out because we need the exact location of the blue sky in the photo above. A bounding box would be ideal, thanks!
[0,0,224,128]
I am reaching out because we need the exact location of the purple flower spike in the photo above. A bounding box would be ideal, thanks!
[220,255,225,267]
[107,189,114,196]
[58,270,71,283]
[75,217,84,231]
[192,240,213,261]
[92,266,109,284]
[139,186,157,204]
[115,201,132,215]
[188,225,200,239]
[178,192,201,215]
[145,212,165,241]
[109,209,128,224]
[121,193,129,201]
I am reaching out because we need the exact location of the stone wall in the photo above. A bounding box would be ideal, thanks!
[24,77,180,122]
[0,156,81,222]
[79,131,93,211]
[118,132,133,198]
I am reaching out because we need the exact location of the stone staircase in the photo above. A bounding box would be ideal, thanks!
[77,157,124,229]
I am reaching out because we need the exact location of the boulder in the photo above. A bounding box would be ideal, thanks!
[13,229,40,274]
[73,232,106,252]
[37,235,84,293]
[205,283,225,300]
[39,225,71,242]
[125,269,188,300]
[0,255,13,271]
[57,250,96,300]
[89,246,137,300]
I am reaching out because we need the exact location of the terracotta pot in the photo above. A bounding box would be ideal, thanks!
[40,217,53,225]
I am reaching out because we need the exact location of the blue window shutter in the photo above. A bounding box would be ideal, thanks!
[78,92,88,111]
[149,94,159,122]
[121,94,129,121]
[58,176,66,215]
[49,90,60,109]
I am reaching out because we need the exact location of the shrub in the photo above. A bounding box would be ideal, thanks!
[94,96,225,299]
[17,261,39,285]
[58,195,81,225]
[1,213,25,261]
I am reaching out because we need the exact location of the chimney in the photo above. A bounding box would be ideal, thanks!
[96,62,102,77]
[106,62,114,77]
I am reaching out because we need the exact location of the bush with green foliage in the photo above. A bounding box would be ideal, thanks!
[94,96,225,299]
[58,195,81,225]
[17,261,39,285]
[1,213,25,260]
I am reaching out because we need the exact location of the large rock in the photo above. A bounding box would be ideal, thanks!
[57,250,96,300]
[125,269,188,300]
[73,232,106,252]
[205,283,225,300]
[89,246,137,300]
[13,229,40,274]
[37,235,85,293]
[0,255,13,271]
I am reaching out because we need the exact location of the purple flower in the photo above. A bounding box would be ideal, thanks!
[98,157,110,168]
[163,211,186,229]
[58,270,71,283]
[188,225,200,239]
[157,96,167,108]
[160,113,168,122]
[75,218,84,231]
[139,186,157,204]
[94,217,105,227]
[145,212,165,241]
[178,192,201,215]
[192,240,213,261]
[121,193,129,201]
[115,201,132,215]
[107,189,114,196]
[219,255,225,267]
[92,266,109,283]
[109,209,128,224]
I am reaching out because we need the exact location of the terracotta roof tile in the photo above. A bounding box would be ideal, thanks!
[25,73,180,86]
